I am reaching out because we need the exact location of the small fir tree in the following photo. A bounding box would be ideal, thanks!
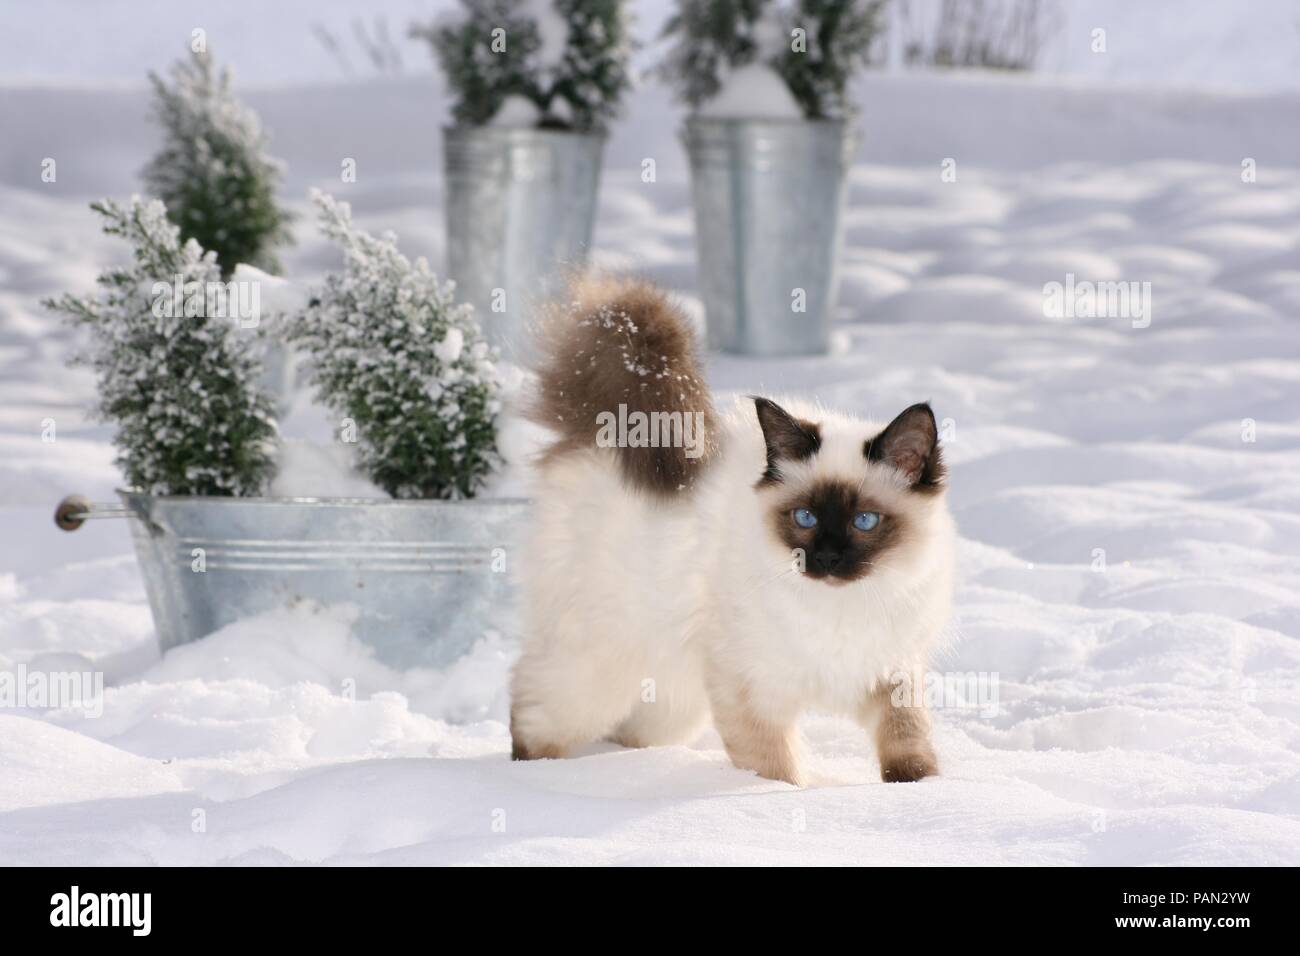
[547,0,635,130]
[414,0,540,126]
[774,0,888,118]
[659,0,770,110]
[287,191,501,500]
[414,0,632,130]
[44,198,277,497]
[143,49,292,278]
[660,0,886,119]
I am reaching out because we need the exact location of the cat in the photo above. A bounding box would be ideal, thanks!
[509,277,956,786]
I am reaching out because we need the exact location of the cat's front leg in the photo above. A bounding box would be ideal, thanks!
[862,678,939,783]
[707,674,806,787]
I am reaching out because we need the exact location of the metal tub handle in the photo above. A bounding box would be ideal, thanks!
[54,494,130,531]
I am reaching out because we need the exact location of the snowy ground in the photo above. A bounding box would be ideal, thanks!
[2,69,1300,865]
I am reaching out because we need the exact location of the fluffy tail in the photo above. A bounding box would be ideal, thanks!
[531,276,716,495]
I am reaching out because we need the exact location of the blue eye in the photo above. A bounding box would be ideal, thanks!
[793,508,817,528]
[853,511,881,531]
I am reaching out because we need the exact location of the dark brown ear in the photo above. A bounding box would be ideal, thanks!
[753,397,820,484]
[865,403,945,491]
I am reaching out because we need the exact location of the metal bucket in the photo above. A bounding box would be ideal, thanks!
[444,126,605,360]
[57,492,528,669]
[682,117,855,356]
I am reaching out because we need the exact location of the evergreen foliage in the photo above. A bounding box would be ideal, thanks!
[143,50,292,278]
[287,191,501,500]
[661,0,887,119]
[44,198,277,497]
[415,0,633,130]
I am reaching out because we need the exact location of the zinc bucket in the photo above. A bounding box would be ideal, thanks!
[682,117,854,356]
[443,127,605,359]
[58,492,527,669]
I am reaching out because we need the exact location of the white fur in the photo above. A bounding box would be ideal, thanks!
[511,395,957,760]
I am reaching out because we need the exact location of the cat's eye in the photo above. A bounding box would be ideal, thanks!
[792,508,818,528]
[853,511,882,531]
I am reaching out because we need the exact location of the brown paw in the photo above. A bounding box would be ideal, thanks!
[880,751,938,783]
[510,737,536,761]
[509,706,564,761]
[510,737,565,761]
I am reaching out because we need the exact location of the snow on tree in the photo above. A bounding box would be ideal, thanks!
[415,1,539,126]
[659,0,769,111]
[44,198,277,497]
[660,0,886,119]
[143,49,292,279]
[287,190,501,500]
[773,0,888,118]
[546,0,635,130]
[413,0,633,130]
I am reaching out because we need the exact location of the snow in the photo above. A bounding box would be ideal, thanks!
[696,63,804,120]
[520,0,571,79]
[3,58,1300,864]
[230,263,310,325]
[270,438,386,498]
[487,94,543,129]
[433,326,464,365]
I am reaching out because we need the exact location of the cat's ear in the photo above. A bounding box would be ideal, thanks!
[754,397,820,483]
[865,403,945,491]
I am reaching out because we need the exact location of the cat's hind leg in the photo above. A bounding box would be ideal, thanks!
[509,628,644,761]
[608,661,710,750]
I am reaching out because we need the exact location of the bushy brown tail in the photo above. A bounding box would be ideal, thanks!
[531,276,716,495]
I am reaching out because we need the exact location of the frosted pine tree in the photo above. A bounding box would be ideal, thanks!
[660,0,885,118]
[287,191,501,500]
[143,49,292,278]
[659,0,769,110]
[414,0,632,130]
[547,0,634,130]
[773,0,887,118]
[413,0,540,126]
[44,198,277,497]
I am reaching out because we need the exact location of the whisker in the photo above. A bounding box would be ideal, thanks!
[740,564,798,598]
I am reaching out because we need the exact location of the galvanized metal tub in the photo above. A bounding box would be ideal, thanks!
[107,492,527,669]
[682,118,855,356]
[444,126,605,360]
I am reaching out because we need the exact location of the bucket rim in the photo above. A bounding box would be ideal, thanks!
[442,124,608,142]
[682,115,851,129]
[116,489,531,508]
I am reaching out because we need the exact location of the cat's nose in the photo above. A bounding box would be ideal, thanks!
[813,550,843,572]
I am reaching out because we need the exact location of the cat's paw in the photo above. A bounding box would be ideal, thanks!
[880,749,938,783]
[748,765,807,788]
[726,751,807,787]
[511,737,553,761]
[509,705,566,761]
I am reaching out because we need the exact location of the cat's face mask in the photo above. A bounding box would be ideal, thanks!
[754,398,946,584]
